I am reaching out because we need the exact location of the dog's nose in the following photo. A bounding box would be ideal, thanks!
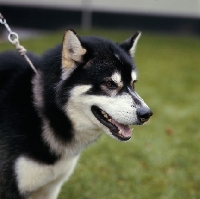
[136,107,153,123]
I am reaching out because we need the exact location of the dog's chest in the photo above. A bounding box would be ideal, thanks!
[15,154,79,194]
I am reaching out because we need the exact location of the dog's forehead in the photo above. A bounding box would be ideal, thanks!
[112,52,137,82]
[111,70,137,83]
[82,37,137,82]
[92,52,137,83]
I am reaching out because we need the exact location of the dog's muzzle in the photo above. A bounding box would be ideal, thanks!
[136,107,153,123]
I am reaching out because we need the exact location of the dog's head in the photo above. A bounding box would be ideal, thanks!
[60,30,152,142]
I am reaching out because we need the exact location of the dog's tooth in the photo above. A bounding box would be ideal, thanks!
[108,119,112,122]
[104,113,108,118]
[101,110,108,118]
[118,130,122,135]
[101,110,105,114]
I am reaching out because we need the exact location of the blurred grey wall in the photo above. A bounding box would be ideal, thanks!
[1,0,200,18]
[0,0,200,35]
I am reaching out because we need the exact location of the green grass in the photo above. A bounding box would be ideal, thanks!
[1,29,200,199]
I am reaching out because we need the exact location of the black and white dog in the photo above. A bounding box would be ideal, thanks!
[0,30,152,199]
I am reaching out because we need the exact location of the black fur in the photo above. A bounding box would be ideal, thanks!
[0,35,137,198]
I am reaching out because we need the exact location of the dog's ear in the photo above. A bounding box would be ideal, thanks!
[62,29,86,79]
[120,31,141,58]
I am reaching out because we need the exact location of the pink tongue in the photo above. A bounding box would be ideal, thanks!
[111,120,132,137]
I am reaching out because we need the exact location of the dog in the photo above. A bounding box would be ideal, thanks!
[0,29,152,199]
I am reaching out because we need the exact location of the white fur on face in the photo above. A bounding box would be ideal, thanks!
[65,85,139,141]
[66,85,103,146]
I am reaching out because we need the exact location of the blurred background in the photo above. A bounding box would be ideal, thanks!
[0,1,200,199]
[0,0,200,35]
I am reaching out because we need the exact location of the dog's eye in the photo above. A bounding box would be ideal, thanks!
[105,81,117,89]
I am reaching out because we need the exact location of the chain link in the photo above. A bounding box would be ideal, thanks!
[0,13,38,74]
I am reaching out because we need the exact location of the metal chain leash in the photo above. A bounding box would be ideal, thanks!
[0,13,38,74]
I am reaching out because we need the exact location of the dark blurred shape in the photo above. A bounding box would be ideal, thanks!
[0,4,200,35]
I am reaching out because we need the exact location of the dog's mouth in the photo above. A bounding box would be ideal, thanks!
[91,106,132,141]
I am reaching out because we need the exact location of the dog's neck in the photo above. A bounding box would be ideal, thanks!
[32,72,101,157]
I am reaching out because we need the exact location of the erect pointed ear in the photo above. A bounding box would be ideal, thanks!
[62,29,86,79]
[120,31,141,58]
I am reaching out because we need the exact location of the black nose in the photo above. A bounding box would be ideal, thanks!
[136,107,153,123]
